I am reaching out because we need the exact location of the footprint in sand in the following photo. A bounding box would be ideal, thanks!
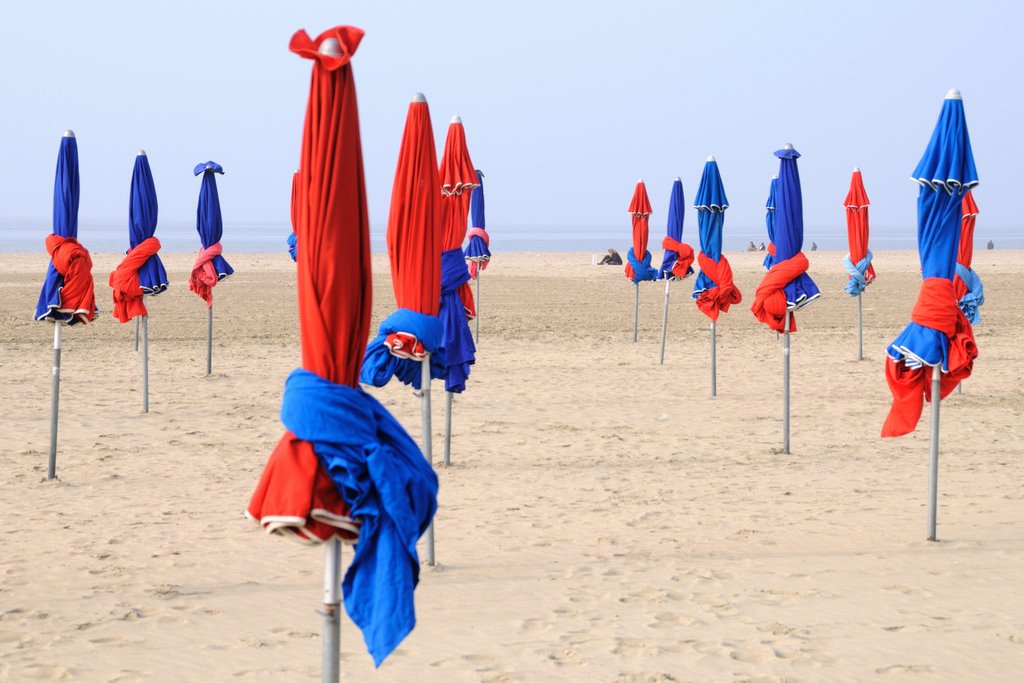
[876,664,933,675]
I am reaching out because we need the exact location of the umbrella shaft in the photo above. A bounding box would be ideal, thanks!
[474,272,480,343]
[659,279,670,364]
[857,293,863,361]
[48,323,62,480]
[134,316,139,351]
[421,356,435,566]
[928,364,941,541]
[207,304,213,376]
[783,310,791,454]
[443,391,453,467]
[322,539,341,683]
[711,322,717,398]
[633,283,639,343]
[142,315,149,413]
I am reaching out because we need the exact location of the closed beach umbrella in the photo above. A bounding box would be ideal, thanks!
[750,144,819,453]
[109,151,167,413]
[882,89,978,541]
[625,180,657,341]
[763,176,777,270]
[954,191,984,324]
[360,92,445,566]
[464,169,489,340]
[657,177,695,364]
[287,170,299,262]
[36,130,97,479]
[692,157,742,397]
[246,28,438,673]
[190,161,233,375]
[844,168,875,360]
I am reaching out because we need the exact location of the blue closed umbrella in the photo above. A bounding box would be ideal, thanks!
[763,177,777,270]
[774,146,819,307]
[692,158,729,297]
[193,161,234,279]
[657,178,689,279]
[129,153,169,295]
[464,169,489,341]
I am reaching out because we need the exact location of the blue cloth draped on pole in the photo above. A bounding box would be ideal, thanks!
[955,264,984,324]
[887,93,978,370]
[692,159,728,296]
[438,248,476,393]
[129,154,168,294]
[626,248,658,283]
[774,147,820,307]
[280,368,438,668]
[360,309,446,390]
[193,161,234,279]
[36,134,94,323]
[763,177,777,270]
[287,233,298,262]
[463,170,490,262]
[843,251,873,296]
[657,178,691,279]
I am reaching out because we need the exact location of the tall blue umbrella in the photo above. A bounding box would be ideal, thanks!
[763,176,777,270]
[657,178,694,364]
[192,161,233,375]
[882,89,978,541]
[774,146,819,308]
[464,169,489,340]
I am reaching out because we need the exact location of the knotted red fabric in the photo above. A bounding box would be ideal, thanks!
[189,243,223,308]
[750,252,809,332]
[109,236,161,323]
[661,236,695,280]
[695,251,742,322]
[45,235,96,324]
[882,278,977,437]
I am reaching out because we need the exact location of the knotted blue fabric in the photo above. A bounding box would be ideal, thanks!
[360,309,445,390]
[439,248,476,393]
[287,232,297,262]
[128,154,169,294]
[281,369,438,667]
[955,263,984,324]
[194,161,234,279]
[627,247,658,283]
[843,250,873,296]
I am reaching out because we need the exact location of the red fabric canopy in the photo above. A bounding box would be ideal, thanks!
[109,237,161,323]
[844,169,876,283]
[248,25,370,543]
[438,119,479,318]
[624,181,652,281]
[46,235,96,324]
[954,191,979,300]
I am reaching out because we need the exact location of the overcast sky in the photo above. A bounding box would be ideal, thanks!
[0,1,1020,243]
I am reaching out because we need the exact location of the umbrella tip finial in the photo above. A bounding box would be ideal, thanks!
[772,174,778,180]
[706,155,716,162]
[783,143,794,150]
[411,92,427,103]
[637,178,644,184]
[450,115,462,124]
[675,176,681,182]
[945,88,962,100]
[318,37,342,56]
[137,149,147,156]
[63,129,75,138]
[853,166,860,173]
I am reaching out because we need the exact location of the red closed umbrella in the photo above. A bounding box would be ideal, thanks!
[844,167,875,360]
[625,180,656,341]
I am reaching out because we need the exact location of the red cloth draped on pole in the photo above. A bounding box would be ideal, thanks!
[109,236,161,323]
[247,25,370,543]
[844,169,876,283]
[466,227,489,279]
[624,182,653,281]
[439,118,479,318]
[189,243,223,308]
[750,252,809,333]
[46,235,96,324]
[954,192,979,300]
[660,236,694,279]
[881,278,977,437]
[695,251,742,321]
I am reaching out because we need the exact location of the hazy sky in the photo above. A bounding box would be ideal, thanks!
[1,1,1021,243]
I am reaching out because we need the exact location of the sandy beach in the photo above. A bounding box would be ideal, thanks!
[1,249,1023,682]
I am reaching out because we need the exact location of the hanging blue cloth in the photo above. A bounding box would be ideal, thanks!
[438,248,476,393]
[657,178,691,279]
[773,147,820,307]
[193,161,234,279]
[280,369,438,668]
[128,153,169,294]
[692,160,728,296]
[763,177,777,270]
[888,93,979,370]
[287,233,298,262]
[36,133,96,323]
[843,251,873,296]
[361,309,446,390]
[463,170,491,262]
[955,264,984,324]
[626,247,658,283]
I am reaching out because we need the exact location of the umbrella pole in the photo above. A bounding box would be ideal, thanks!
[421,356,435,566]
[956,382,962,395]
[633,282,639,343]
[659,278,670,364]
[321,538,341,683]
[207,303,213,376]
[475,271,481,343]
[47,322,62,480]
[927,364,941,541]
[443,391,453,467]
[134,316,139,351]
[711,321,717,398]
[142,315,149,414]
[783,309,791,455]
[857,292,863,361]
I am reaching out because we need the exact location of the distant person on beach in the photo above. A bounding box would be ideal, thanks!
[811,242,818,251]
[598,248,622,265]
[747,241,757,252]
[987,240,994,250]
[758,242,766,251]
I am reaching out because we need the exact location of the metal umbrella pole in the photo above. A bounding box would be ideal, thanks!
[321,538,341,683]
[207,304,213,376]
[927,364,942,541]
[142,314,149,413]
[47,322,62,480]
[633,282,639,342]
[474,271,480,343]
[710,321,717,398]
[783,308,791,454]
[443,391,453,467]
[421,355,435,565]
[134,316,140,351]
[658,278,671,364]
[857,292,863,361]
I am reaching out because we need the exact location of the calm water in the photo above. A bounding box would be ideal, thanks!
[2,219,1019,254]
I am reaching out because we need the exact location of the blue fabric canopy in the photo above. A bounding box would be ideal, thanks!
[36,133,92,323]
[763,177,777,270]
[955,263,984,324]
[438,249,476,392]
[361,309,446,390]
[692,160,728,296]
[194,161,234,279]
[888,93,978,369]
[280,369,438,667]
[129,154,168,294]
[773,147,820,307]
[657,178,690,279]
[463,170,490,262]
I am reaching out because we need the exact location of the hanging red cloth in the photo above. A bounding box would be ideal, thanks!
[109,236,161,323]
[750,252,809,332]
[695,251,742,321]
[660,236,695,279]
[45,235,96,323]
[188,243,223,308]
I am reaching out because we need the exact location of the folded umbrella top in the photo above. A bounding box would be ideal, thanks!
[763,176,777,270]
[464,169,490,279]
[692,158,741,320]
[625,180,658,283]
[190,161,233,307]
[287,170,299,262]
[843,168,876,295]
[127,152,169,295]
[658,178,694,280]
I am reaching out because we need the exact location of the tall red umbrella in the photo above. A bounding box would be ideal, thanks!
[625,180,657,341]
[843,167,875,360]
[247,28,437,674]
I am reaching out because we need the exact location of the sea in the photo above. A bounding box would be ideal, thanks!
[2,219,1020,254]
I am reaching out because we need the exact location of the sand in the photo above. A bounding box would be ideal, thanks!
[1,249,1023,682]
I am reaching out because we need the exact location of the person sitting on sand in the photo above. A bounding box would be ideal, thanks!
[747,241,757,252]
[987,240,994,250]
[598,248,622,265]
[758,242,766,251]
[811,242,818,251]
